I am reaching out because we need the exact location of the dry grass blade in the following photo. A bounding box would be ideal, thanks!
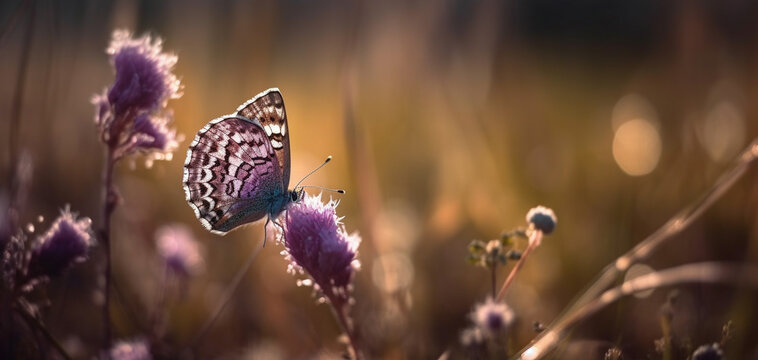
[516,262,758,359]
[512,138,758,359]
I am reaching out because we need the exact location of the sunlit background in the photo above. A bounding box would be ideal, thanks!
[2,0,758,358]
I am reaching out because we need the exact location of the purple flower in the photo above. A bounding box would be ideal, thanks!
[93,29,182,165]
[281,193,361,302]
[156,224,203,277]
[470,297,514,338]
[526,205,557,235]
[109,338,152,360]
[106,30,181,115]
[27,207,93,279]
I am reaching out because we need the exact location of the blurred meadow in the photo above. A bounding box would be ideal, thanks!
[2,0,758,359]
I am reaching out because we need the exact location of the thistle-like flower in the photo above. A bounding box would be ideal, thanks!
[93,29,182,164]
[470,297,515,339]
[109,338,152,360]
[281,193,361,303]
[106,30,181,115]
[27,208,93,280]
[156,224,203,277]
[280,193,363,358]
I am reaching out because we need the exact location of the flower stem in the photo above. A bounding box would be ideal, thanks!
[100,149,117,353]
[325,292,363,360]
[491,264,497,298]
[14,300,72,360]
[496,230,541,302]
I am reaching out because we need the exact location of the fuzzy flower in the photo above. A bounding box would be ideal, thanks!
[281,193,361,302]
[470,297,515,338]
[156,224,203,277]
[106,30,181,115]
[27,208,93,280]
[109,338,152,360]
[691,343,724,360]
[526,206,557,235]
[93,29,182,165]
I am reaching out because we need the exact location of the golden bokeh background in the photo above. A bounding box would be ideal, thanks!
[2,0,758,358]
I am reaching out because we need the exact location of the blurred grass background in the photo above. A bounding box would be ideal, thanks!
[2,0,758,358]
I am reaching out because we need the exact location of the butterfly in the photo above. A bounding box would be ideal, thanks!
[182,88,303,237]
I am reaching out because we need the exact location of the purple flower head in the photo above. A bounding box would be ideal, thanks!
[129,111,180,165]
[107,30,181,115]
[526,205,557,235]
[109,338,152,360]
[281,193,361,301]
[27,207,93,279]
[692,343,724,360]
[156,224,203,277]
[92,29,182,166]
[470,297,514,338]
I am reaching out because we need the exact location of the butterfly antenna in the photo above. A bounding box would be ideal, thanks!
[294,156,333,190]
[300,185,346,194]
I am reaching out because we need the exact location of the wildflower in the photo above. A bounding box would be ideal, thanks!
[526,206,557,235]
[27,208,93,280]
[691,343,724,360]
[156,224,203,277]
[93,29,182,164]
[109,338,152,360]
[470,297,515,338]
[280,193,363,358]
[106,30,181,115]
[281,193,361,302]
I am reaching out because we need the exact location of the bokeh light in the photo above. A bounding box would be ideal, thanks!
[612,118,662,176]
[699,100,746,163]
[1,1,757,358]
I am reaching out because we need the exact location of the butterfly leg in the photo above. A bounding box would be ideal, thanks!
[262,217,271,247]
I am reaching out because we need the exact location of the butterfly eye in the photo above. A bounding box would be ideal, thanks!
[290,191,298,201]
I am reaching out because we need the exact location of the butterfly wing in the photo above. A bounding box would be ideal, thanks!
[183,115,284,235]
[236,88,291,190]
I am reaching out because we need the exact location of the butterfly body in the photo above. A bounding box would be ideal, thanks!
[183,88,297,235]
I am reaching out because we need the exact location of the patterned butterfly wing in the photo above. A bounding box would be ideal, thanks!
[236,88,291,190]
[183,115,284,235]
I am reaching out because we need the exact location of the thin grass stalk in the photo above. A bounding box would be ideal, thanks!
[515,262,758,359]
[496,231,541,302]
[190,238,263,352]
[14,300,72,360]
[509,139,758,360]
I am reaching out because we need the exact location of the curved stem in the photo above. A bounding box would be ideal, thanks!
[496,231,541,302]
[515,262,758,359]
[512,139,758,359]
